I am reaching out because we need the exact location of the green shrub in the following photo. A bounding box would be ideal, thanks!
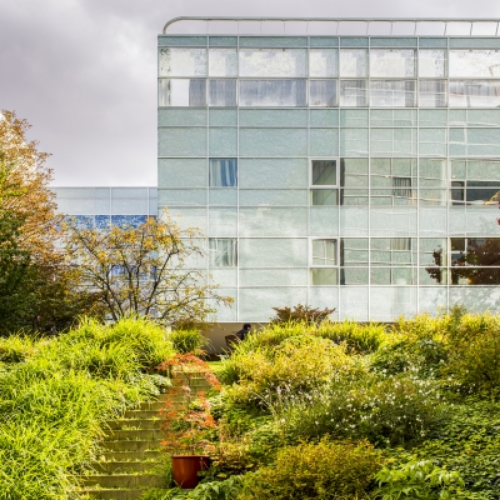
[168,329,209,354]
[222,336,361,409]
[283,373,445,447]
[241,439,381,500]
[443,313,500,395]
[376,459,468,500]
[270,304,335,325]
[0,334,37,363]
[0,316,173,499]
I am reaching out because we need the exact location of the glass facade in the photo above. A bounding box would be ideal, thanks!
[157,29,500,322]
[52,188,158,228]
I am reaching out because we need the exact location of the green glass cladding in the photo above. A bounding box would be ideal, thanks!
[158,32,500,323]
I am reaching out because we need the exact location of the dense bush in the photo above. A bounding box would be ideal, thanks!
[282,372,445,447]
[167,329,209,354]
[240,439,381,500]
[270,304,335,325]
[0,317,174,499]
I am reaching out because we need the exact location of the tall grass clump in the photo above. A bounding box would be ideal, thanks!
[0,316,175,499]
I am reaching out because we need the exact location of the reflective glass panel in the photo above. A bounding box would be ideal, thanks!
[311,268,338,285]
[419,49,447,77]
[312,239,337,265]
[370,49,416,77]
[418,80,447,107]
[309,49,338,77]
[159,79,206,107]
[370,80,416,107]
[310,80,337,107]
[209,159,238,187]
[239,80,307,106]
[311,189,338,205]
[209,238,238,267]
[239,49,307,77]
[208,49,238,76]
[339,80,368,106]
[159,48,207,77]
[449,50,500,78]
[449,81,500,108]
[339,49,368,77]
[312,160,337,185]
[209,80,237,106]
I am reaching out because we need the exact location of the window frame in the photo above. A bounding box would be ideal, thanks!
[309,238,339,286]
[208,238,238,268]
[309,158,340,207]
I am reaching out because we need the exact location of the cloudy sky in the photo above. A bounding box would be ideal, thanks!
[1,0,500,186]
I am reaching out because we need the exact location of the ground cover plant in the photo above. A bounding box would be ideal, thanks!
[0,316,175,499]
[147,309,500,499]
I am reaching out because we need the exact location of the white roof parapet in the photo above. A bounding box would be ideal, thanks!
[163,17,500,37]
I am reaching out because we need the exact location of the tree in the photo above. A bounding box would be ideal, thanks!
[0,110,98,334]
[63,212,233,325]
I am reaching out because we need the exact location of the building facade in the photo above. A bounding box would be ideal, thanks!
[157,18,500,323]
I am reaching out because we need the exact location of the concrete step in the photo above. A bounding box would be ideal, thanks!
[95,450,163,462]
[90,461,162,474]
[104,429,163,442]
[100,440,162,452]
[105,419,161,430]
[82,474,165,489]
[79,489,147,500]
[123,410,161,419]
[137,402,165,411]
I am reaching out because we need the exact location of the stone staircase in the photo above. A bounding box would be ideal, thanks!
[79,375,212,500]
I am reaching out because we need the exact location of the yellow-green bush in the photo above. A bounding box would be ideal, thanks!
[241,439,381,500]
[0,334,37,363]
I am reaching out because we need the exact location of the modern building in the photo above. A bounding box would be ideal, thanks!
[58,17,500,327]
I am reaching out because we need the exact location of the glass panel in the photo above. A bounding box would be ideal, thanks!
[159,48,207,77]
[209,128,237,156]
[449,109,500,127]
[311,268,338,285]
[209,238,237,267]
[340,128,368,156]
[419,190,447,206]
[310,206,339,236]
[209,109,237,126]
[339,49,368,77]
[239,238,308,268]
[157,189,206,206]
[419,159,446,187]
[370,80,416,107]
[210,208,237,237]
[419,238,447,267]
[239,80,307,107]
[418,49,447,77]
[418,80,447,107]
[238,208,308,237]
[309,49,338,77]
[419,128,447,157]
[341,190,369,205]
[209,189,237,206]
[341,158,369,186]
[241,269,308,287]
[239,158,308,188]
[310,129,339,156]
[310,80,337,107]
[370,128,417,157]
[450,128,500,156]
[312,159,337,185]
[158,128,207,156]
[311,189,338,206]
[239,109,308,127]
[208,49,237,76]
[158,159,206,188]
[311,109,339,127]
[340,109,368,127]
[339,80,368,106]
[449,50,500,78]
[340,268,369,285]
[209,80,236,106]
[312,239,337,265]
[449,81,500,108]
[239,189,308,206]
[209,159,237,187]
[239,129,308,156]
[158,108,207,127]
[159,79,206,107]
[370,109,417,127]
[419,109,447,126]
[371,268,416,285]
[468,160,500,181]
[370,49,416,77]
[239,49,307,77]
[342,238,369,266]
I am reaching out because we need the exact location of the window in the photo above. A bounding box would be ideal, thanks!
[451,160,500,205]
[392,177,412,199]
[419,80,447,108]
[209,159,238,187]
[310,80,337,107]
[370,159,416,206]
[239,80,307,107]
[370,49,416,78]
[208,49,237,77]
[311,239,338,285]
[209,238,237,267]
[449,50,500,78]
[450,238,500,285]
[310,159,338,206]
[159,79,206,107]
[370,238,416,285]
[419,49,447,78]
[339,49,368,78]
[370,80,416,107]
[239,49,307,77]
[449,81,500,108]
[310,49,338,77]
[209,80,237,106]
[340,80,368,107]
[158,48,207,77]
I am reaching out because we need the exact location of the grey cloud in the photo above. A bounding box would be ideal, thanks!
[1,0,499,186]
